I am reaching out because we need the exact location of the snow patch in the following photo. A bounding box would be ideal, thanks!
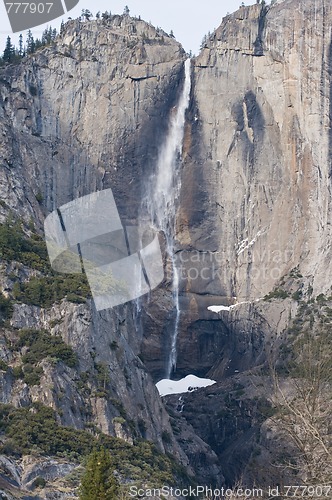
[208,305,231,313]
[156,375,216,397]
[208,299,264,314]
[237,229,264,255]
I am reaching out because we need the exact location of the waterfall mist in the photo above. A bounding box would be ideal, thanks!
[143,58,191,379]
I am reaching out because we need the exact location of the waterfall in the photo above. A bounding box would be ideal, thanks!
[145,58,191,379]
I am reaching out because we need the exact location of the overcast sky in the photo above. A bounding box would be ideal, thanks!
[0,0,255,55]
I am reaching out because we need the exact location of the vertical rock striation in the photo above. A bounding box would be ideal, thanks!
[180,0,332,302]
[171,0,332,375]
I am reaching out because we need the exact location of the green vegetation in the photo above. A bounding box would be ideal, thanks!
[0,27,58,66]
[20,364,44,386]
[0,359,8,371]
[271,327,332,485]
[0,220,91,307]
[16,328,77,368]
[13,274,91,308]
[161,430,172,444]
[0,403,192,489]
[291,289,302,301]
[79,448,119,500]
[94,362,110,390]
[32,476,47,489]
[264,288,289,301]
[289,266,303,279]
[0,220,48,271]
[9,328,78,386]
[316,293,327,303]
[0,293,13,322]
[265,267,307,302]
[255,397,276,419]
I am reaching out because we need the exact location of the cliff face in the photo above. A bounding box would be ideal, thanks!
[0,15,192,494]
[0,1,331,496]
[0,15,185,224]
[160,0,332,376]
[180,0,332,301]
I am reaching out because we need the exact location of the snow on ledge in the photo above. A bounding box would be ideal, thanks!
[208,305,231,313]
[156,374,216,397]
[208,299,263,314]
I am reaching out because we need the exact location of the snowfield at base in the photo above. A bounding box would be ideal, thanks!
[156,375,216,397]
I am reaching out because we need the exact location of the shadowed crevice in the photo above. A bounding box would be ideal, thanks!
[254,5,268,56]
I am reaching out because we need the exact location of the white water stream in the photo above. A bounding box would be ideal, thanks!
[146,58,191,378]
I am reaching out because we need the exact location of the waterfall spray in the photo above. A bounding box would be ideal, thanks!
[146,58,191,379]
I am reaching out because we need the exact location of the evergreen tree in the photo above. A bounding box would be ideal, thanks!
[123,5,130,15]
[41,28,48,45]
[3,36,15,63]
[200,34,208,49]
[81,9,92,20]
[18,34,24,57]
[35,38,43,50]
[101,10,110,20]
[79,448,119,500]
[60,19,65,35]
[26,30,35,54]
[41,27,57,46]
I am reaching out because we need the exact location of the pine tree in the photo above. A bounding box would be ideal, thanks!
[79,448,119,500]
[34,38,42,50]
[41,28,48,46]
[60,20,65,35]
[200,34,208,49]
[123,5,130,15]
[18,34,24,57]
[3,36,15,63]
[41,26,56,46]
[26,30,35,54]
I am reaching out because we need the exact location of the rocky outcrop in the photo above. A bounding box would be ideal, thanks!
[0,454,79,499]
[164,374,279,488]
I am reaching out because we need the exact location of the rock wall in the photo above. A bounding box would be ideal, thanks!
[0,15,186,225]
[1,1,332,492]
[162,0,332,377]
[0,14,188,468]
[180,0,332,302]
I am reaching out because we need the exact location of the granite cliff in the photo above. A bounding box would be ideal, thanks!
[143,0,332,379]
[0,1,331,497]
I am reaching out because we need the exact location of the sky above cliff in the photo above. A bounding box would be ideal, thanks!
[0,0,247,55]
